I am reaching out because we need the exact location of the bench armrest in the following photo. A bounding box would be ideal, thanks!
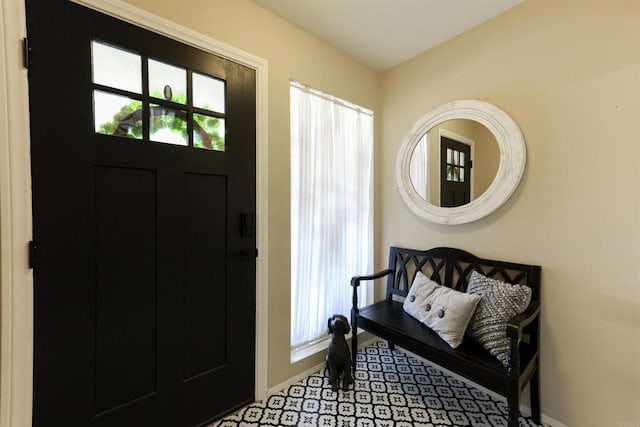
[350,269,394,318]
[506,299,540,340]
[506,299,540,374]
[350,269,394,287]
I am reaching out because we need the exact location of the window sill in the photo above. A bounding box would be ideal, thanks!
[290,330,360,364]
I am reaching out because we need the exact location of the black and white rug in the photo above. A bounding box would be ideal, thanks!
[210,341,544,427]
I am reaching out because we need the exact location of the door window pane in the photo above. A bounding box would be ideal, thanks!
[91,41,142,93]
[150,105,187,146]
[92,40,229,151]
[94,90,143,139]
[148,59,187,104]
[193,72,225,113]
[193,113,225,151]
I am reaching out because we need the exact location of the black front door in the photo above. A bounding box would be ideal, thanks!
[27,1,256,426]
[440,136,471,207]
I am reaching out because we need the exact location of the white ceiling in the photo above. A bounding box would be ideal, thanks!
[251,0,525,71]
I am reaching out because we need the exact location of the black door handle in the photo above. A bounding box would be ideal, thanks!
[230,248,258,260]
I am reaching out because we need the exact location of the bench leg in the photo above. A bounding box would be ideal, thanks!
[387,340,395,351]
[530,367,542,424]
[351,319,358,376]
[507,380,520,427]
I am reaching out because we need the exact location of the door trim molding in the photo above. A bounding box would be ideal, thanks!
[0,2,269,426]
[0,2,34,427]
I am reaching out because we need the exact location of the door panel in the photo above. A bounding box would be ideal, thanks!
[95,166,159,415]
[440,136,472,207]
[183,173,228,379]
[27,1,256,426]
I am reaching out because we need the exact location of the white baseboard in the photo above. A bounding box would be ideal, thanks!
[267,362,324,397]
[540,415,568,427]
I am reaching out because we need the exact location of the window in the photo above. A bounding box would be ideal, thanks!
[446,147,466,182]
[91,40,226,151]
[290,81,374,359]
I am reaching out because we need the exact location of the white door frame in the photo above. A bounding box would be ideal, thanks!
[0,2,269,426]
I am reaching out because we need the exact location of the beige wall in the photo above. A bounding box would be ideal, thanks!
[381,1,640,426]
[122,0,380,388]
[2,0,638,426]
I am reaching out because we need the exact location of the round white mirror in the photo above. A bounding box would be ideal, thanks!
[396,100,526,225]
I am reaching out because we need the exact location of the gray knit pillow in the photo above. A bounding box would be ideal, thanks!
[466,271,532,367]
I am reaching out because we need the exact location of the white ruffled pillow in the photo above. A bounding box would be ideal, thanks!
[403,271,482,348]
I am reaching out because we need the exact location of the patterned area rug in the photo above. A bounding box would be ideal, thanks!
[210,341,544,427]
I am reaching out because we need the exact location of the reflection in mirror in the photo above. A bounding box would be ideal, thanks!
[409,119,499,207]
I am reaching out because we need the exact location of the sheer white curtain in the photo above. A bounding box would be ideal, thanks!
[410,134,428,199]
[290,81,373,351]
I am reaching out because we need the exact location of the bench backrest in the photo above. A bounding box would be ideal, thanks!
[386,246,541,302]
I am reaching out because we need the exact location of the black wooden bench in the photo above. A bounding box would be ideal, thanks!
[350,247,541,427]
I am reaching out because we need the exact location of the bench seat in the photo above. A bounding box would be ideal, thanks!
[351,246,541,427]
[358,299,537,392]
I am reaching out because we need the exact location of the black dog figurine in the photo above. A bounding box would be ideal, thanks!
[326,314,354,391]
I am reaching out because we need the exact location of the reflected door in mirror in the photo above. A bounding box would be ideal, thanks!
[440,137,471,207]
[408,119,499,208]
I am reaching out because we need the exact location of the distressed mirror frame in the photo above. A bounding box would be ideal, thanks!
[396,100,526,225]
